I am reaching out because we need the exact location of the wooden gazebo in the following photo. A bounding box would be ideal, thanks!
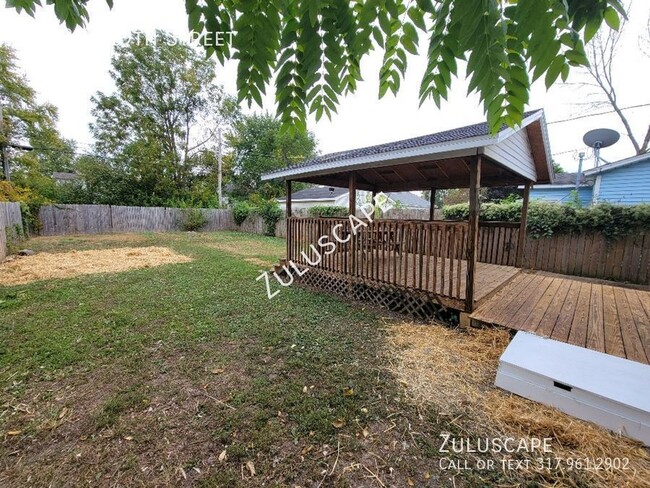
[262,110,554,316]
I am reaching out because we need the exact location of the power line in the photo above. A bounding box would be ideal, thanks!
[547,103,650,125]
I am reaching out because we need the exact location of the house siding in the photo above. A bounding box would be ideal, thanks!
[595,159,650,205]
[483,129,537,181]
[530,187,593,206]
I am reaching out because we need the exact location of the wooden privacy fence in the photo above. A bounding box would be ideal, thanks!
[476,221,649,284]
[521,231,649,284]
[38,204,273,236]
[0,202,23,261]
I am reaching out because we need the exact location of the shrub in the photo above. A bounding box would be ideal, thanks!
[5,224,26,255]
[233,201,253,226]
[307,205,348,218]
[441,201,650,239]
[256,200,283,236]
[0,181,47,234]
[179,207,207,231]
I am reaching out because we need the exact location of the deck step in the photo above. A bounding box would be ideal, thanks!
[496,332,650,446]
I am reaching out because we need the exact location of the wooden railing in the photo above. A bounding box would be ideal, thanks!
[287,217,470,303]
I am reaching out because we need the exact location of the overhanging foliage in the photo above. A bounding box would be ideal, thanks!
[7,0,625,133]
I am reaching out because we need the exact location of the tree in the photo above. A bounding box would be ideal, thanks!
[0,43,74,190]
[421,189,445,208]
[227,113,316,200]
[9,0,625,134]
[578,6,649,155]
[553,161,565,174]
[88,30,239,206]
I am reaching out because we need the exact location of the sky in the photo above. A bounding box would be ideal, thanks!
[0,0,648,174]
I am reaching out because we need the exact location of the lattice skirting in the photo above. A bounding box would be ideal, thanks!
[294,266,454,320]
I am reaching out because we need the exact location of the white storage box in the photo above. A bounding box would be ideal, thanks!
[496,332,650,445]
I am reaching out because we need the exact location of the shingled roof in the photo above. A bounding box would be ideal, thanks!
[278,187,430,208]
[263,109,553,189]
[551,172,587,185]
[265,110,542,176]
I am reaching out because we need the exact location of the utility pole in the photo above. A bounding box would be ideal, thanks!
[0,104,9,181]
[576,152,585,190]
[217,127,223,207]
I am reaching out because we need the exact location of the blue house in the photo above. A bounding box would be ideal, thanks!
[529,152,650,206]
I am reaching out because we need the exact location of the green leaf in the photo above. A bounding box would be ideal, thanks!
[603,6,620,30]
[544,56,565,88]
[584,17,601,43]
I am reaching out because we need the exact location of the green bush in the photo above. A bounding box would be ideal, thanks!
[233,201,253,226]
[442,201,650,239]
[307,205,348,218]
[256,200,283,236]
[179,207,207,231]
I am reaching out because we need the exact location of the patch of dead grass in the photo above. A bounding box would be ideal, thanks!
[387,323,650,487]
[0,247,192,286]
[204,241,276,267]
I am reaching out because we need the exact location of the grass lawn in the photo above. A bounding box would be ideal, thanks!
[0,232,648,487]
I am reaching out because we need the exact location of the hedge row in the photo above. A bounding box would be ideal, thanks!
[442,201,650,239]
[307,205,348,217]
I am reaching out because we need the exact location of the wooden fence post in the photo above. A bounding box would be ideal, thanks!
[465,156,481,312]
[429,188,436,221]
[516,182,530,268]
[349,172,357,276]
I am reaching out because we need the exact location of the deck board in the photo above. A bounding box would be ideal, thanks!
[471,272,650,365]
[602,285,627,359]
[614,287,648,364]
[586,285,605,353]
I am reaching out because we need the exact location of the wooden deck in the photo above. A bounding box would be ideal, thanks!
[471,272,650,365]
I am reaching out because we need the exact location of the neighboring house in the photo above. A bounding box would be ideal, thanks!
[528,172,593,206]
[528,152,650,205]
[52,172,80,184]
[277,186,430,211]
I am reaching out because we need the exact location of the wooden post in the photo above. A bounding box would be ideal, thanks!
[429,188,436,221]
[285,179,292,218]
[286,179,292,261]
[349,173,357,276]
[516,181,530,268]
[348,173,356,215]
[465,156,481,313]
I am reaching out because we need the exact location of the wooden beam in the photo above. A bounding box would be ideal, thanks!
[465,156,481,312]
[295,176,374,191]
[285,179,292,218]
[349,172,357,278]
[516,181,531,268]
[429,188,436,221]
[348,172,357,215]
[285,179,292,261]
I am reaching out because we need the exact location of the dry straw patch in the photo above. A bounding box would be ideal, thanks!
[0,247,192,286]
[387,323,650,487]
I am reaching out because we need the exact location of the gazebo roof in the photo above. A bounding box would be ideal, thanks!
[262,109,553,190]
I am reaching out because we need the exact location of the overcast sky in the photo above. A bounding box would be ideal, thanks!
[0,0,648,174]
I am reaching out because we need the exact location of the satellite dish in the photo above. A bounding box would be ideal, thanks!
[583,128,619,148]
[582,128,619,167]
